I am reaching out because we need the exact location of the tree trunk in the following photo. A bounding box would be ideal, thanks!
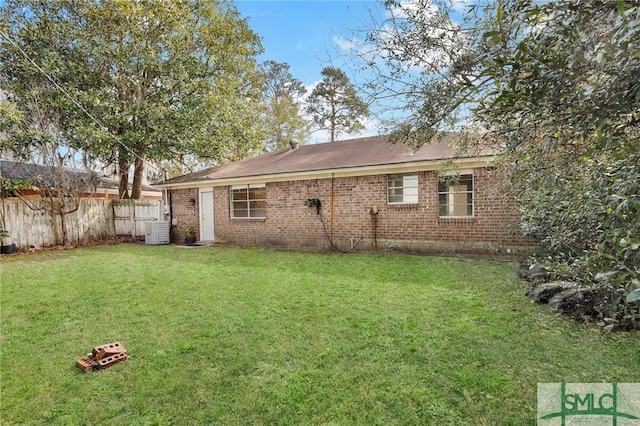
[131,156,144,199]
[59,210,68,245]
[118,156,130,199]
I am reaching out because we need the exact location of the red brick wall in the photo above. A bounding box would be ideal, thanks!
[169,188,200,242]
[169,168,534,252]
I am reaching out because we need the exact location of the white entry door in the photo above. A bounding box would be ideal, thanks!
[199,189,214,242]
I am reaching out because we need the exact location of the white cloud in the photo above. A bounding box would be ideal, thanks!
[295,38,309,51]
[308,122,380,145]
[389,0,472,17]
[450,0,474,13]
[331,0,466,76]
[332,35,359,53]
[387,0,439,20]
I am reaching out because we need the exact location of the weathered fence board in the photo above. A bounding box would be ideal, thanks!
[113,199,162,237]
[0,198,162,248]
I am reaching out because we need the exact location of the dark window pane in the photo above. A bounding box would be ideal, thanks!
[248,187,265,199]
[250,208,266,218]
[389,187,404,197]
[233,208,248,218]
[460,175,473,191]
[232,189,247,201]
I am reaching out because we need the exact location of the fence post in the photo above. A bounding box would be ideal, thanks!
[130,199,136,239]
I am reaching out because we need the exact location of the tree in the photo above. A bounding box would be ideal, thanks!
[0,90,23,137]
[259,60,311,151]
[359,0,638,188]
[306,66,369,142]
[1,0,265,198]
[356,0,639,326]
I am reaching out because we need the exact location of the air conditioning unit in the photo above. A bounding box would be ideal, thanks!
[145,221,170,245]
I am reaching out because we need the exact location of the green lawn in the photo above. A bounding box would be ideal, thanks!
[1,244,638,425]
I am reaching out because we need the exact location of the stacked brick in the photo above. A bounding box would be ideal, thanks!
[76,342,129,372]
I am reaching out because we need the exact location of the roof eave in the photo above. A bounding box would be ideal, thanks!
[155,155,496,190]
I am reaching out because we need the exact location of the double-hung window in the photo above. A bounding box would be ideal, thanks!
[230,184,266,218]
[387,173,419,204]
[438,173,473,217]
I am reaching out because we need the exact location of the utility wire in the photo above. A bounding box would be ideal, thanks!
[318,207,362,253]
[0,29,162,172]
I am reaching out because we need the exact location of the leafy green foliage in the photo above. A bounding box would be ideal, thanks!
[306,67,369,142]
[520,153,639,265]
[1,0,265,197]
[0,176,38,198]
[359,0,640,325]
[0,97,23,134]
[494,2,640,327]
[259,60,311,151]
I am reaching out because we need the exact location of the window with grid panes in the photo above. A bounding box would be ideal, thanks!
[387,173,419,204]
[230,184,266,218]
[438,174,473,217]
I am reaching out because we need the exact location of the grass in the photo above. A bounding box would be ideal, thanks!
[1,244,638,425]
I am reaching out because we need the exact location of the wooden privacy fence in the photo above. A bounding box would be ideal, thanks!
[113,199,163,238]
[0,199,162,248]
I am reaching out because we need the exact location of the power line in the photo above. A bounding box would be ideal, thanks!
[0,29,162,173]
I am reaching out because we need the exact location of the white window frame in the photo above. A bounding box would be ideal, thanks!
[387,173,419,205]
[230,184,266,219]
[438,171,474,218]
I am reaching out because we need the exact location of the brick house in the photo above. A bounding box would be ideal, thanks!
[156,135,532,253]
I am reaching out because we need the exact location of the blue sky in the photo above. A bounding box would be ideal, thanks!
[234,0,474,143]
[236,0,382,87]
[235,0,386,142]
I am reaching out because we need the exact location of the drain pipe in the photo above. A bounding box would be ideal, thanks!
[331,173,335,241]
[168,191,174,236]
[370,205,379,249]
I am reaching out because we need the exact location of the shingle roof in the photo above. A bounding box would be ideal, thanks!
[0,160,159,192]
[159,134,495,186]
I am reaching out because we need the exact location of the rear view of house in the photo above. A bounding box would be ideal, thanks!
[156,135,531,253]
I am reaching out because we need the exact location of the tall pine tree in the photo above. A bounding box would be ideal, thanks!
[306,67,369,142]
